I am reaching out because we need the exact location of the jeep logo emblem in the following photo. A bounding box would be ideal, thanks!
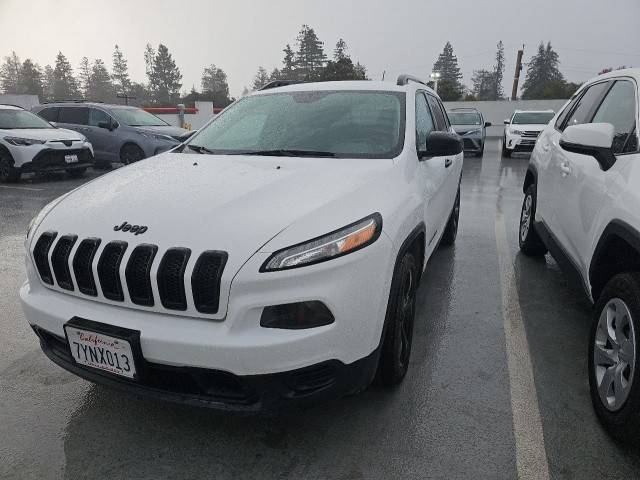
[114,221,148,235]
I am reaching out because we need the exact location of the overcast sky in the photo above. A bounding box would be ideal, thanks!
[1,0,638,98]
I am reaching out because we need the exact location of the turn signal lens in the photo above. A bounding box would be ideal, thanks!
[261,213,382,271]
[260,301,335,329]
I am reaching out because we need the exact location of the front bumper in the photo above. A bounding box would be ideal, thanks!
[18,147,94,172]
[33,325,379,412]
[504,133,537,152]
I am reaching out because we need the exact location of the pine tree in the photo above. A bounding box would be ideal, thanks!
[0,51,22,94]
[144,44,156,79]
[201,64,231,106]
[522,42,565,99]
[334,38,348,61]
[112,44,131,97]
[252,66,269,90]
[52,52,80,100]
[147,44,182,104]
[432,42,464,101]
[294,25,327,80]
[87,59,114,102]
[281,44,296,78]
[471,69,496,100]
[269,68,281,81]
[493,40,505,100]
[78,56,91,97]
[20,59,43,97]
[42,65,55,101]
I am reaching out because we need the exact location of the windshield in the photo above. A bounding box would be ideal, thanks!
[512,112,555,125]
[110,107,169,127]
[185,90,405,158]
[0,110,53,129]
[448,112,481,126]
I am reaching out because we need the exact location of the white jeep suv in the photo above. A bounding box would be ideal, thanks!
[20,77,463,411]
[518,69,640,439]
[0,104,94,182]
[502,109,555,157]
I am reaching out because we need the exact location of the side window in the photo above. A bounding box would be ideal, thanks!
[436,98,451,129]
[592,80,638,154]
[426,95,446,131]
[555,95,580,130]
[37,107,59,122]
[89,108,111,127]
[415,92,434,151]
[562,81,610,130]
[58,106,88,125]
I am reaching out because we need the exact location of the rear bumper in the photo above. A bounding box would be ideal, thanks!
[34,325,379,413]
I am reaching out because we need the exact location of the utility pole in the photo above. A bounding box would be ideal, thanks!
[511,46,524,101]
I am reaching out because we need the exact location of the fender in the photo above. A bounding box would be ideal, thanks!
[523,164,538,194]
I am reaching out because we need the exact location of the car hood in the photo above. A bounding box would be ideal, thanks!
[452,125,482,135]
[34,152,395,317]
[509,123,547,132]
[135,125,189,140]
[0,127,84,142]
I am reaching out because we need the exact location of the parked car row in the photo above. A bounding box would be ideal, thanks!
[0,101,192,182]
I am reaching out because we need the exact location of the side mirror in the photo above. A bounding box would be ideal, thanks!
[485,122,492,127]
[503,119,510,125]
[111,120,119,130]
[559,123,616,170]
[97,121,111,130]
[419,131,463,159]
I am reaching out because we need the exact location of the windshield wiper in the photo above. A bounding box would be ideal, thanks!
[230,149,337,157]
[185,144,216,154]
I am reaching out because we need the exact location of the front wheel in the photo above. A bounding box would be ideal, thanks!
[440,187,460,247]
[519,185,547,256]
[501,137,511,158]
[0,153,20,182]
[589,273,640,442]
[377,250,418,386]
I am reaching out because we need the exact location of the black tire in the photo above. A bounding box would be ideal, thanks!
[518,184,547,256]
[0,151,20,183]
[377,250,419,386]
[589,273,640,444]
[440,187,460,247]
[120,144,145,165]
[501,137,511,157]
[66,167,87,179]
[476,144,484,157]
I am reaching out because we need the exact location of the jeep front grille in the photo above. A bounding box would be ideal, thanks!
[31,232,227,318]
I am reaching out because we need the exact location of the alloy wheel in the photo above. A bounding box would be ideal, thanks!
[396,264,416,370]
[520,194,532,242]
[594,298,637,411]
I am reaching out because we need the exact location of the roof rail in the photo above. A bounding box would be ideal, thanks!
[259,80,304,91]
[450,107,479,111]
[396,74,429,87]
[42,98,105,104]
[0,103,25,109]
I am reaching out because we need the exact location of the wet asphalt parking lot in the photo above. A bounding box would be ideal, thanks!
[2,138,640,479]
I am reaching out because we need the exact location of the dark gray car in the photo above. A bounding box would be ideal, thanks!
[32,102,192,165]
[447,108,491,157]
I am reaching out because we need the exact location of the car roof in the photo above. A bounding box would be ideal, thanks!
[251,79,434,96]
[39,101,133,109]
[513,110,555,113]
[585,67,640,83]
[0,104,24,110]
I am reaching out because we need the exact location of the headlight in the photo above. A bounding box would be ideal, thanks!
[261,213,382,272]
[509,128,523,135]
[4,136,46,146]
[464,129,481,136]
[138,131,176,142]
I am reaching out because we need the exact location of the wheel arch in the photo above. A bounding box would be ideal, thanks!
[590,220,640,300]
[0,144,15,165]
[119,141,145,162]
[523,165,537,194]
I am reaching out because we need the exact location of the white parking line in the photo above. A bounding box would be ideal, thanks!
[495,209,550,480]
[0,185,44,191]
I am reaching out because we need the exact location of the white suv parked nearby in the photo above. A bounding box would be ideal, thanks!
[20,76,463,412]
[502,109,555,157]
[0,104,94,182]
[518,69,640,440]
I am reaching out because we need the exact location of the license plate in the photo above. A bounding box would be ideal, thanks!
[65,326,137,379]
[64,154,79,164]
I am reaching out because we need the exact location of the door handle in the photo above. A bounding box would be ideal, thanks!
[445,158,452,168]
[559,162,571,176]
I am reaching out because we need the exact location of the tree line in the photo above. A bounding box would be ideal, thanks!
[431,40,581,101]
[0,30,601,106]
